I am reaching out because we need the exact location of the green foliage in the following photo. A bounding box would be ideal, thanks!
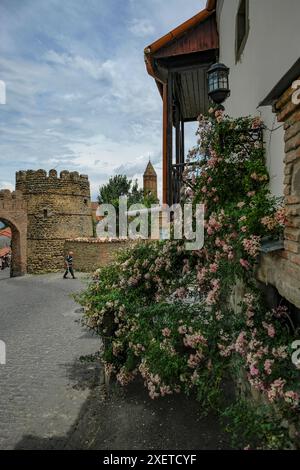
[79,110,300,449]
[98,174,143,207]
[222,400,293,450]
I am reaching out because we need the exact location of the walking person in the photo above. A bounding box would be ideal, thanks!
[63,251,76,279]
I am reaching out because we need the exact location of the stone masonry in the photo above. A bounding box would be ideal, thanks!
[257,77,300,309]
[143,161,157,199]
[0,190,27,276]
[16,169,93,273]
[64,238,136,272]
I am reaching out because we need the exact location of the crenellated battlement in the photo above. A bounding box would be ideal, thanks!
[13,168,93,272]
[16,169,89,183]
[16,169,90,196]
[1,168,93,274]
[0,189,27,211]
[0,189,24,199]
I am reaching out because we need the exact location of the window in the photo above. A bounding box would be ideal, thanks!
[236,0,249,62]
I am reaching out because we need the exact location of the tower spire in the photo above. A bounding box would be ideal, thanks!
[143,160,157,199]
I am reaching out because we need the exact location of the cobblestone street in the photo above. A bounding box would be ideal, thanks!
[0,271,100,449]
[0,271,230,450]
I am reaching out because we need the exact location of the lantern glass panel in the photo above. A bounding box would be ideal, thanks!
[207,63,230,104]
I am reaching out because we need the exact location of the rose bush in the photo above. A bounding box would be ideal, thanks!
[78,110,300,449]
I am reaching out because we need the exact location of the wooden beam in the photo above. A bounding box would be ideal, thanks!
[175,105,180,165]
[157,51,217,71]
[181,119,185,164]
[167,73,174,205]
[162,84,168,205]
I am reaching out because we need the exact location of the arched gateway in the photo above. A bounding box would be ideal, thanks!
[0,190,27,277]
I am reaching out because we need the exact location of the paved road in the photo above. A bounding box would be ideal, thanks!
[0,271,100,450]
[0,270,230,450]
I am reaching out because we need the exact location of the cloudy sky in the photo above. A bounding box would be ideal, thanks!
[0,0,205,200]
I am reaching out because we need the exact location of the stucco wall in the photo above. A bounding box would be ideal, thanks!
[217,0,300,197]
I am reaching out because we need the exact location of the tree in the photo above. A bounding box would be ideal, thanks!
[98,175,143,208]
[98,174,159,208]
[97,175,159,236]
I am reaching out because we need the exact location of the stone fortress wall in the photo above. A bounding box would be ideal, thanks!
[2,163,157,276]
[0,189,27,276]
[64,238,135,272]
[16,169,93,273]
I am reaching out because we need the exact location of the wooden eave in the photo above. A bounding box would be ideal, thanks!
[144,4,219,119]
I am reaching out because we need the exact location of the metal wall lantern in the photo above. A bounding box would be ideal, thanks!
[207,63,230,105]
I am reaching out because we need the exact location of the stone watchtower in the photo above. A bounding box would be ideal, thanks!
[143,161,157,199]
[16,169,93,273]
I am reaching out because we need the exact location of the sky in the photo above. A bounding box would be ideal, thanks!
[0,0,205,200]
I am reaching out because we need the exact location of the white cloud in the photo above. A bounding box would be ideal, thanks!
[129,19,155,37]
[0,181,14,191]
[62,93,82,101]
[44,50,116,81]
[0,0,203,203]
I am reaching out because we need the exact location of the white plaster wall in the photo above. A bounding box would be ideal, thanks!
[216,0,300,197]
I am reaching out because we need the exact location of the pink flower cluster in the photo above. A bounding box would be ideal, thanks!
[262,321,276,338]
[264,359,274,375]
[206,278,220,305]
[275,207,287,226]
[240,258,250,270]
[215,109,224,123]
[178,324,187,335]
[251,116,262,129]
[243,293,255,326]
[104,362,115,377]
[112,340,123,356]
[162,327,171,338]
[206,215,222,235]
[235,331,247,356]
[261,215,278,231]
[183,332,207,349]
[160,338,176,357]
[197,267,207,285]
[182,259,190,275]
[218,342,235,358]
[250,172,268,182]
[266,378,286,402]
[116,367,136,386]
[139,361,177,399]
[284,390,300,408]
[129,341,146,357]
[207,149,223,169]
[242,236,261,257]
[175,287,188,299]
[271,345,288,359]
[187,351,203,368]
